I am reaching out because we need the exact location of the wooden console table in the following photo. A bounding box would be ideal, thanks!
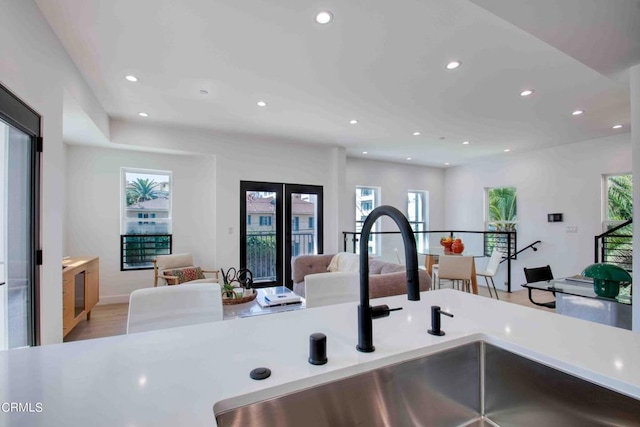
[62,256,99,337]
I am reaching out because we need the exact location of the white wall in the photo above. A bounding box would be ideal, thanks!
[108,119,344,280]
[0,0,109,344]
[65,145,216,303]
[445,133,631,292]
[345,157,446,261]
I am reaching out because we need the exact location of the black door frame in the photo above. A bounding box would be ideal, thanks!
[240,181,323,288]
[0,82,41,346]
[284,184,323,287]
[240,181,284,287]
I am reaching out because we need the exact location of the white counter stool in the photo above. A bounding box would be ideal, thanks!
[476,250,503,299]
[127,282,223,334]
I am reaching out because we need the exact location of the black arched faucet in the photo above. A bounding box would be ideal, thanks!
[357,205,420,353]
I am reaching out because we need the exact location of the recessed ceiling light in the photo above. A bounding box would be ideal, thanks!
[350,119,358,124]
[444,162,450,165]
[462,141,470,145]
[406,157,412,161]
[413,132,421,136]
[520,89,534,97]
[362,151,368,154]
[138,112,149,117]
[572,110,584,116]
[125,75,138,82]
[446,61,461,70]
[257,101,267,107]
[200,89,209,95]
[316,11,333,24]
[612,124,623,129]
[504,148,511,152]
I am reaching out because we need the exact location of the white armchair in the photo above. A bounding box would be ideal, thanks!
[153,252,219,287]
[127,282,223,334]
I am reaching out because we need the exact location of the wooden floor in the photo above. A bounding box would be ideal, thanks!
[63,286,556,343]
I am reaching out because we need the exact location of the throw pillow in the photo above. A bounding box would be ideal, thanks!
[327,252,360,273]
[163,266,206,284]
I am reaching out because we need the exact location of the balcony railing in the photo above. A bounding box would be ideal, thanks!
[594,220,632,271]
[246,231,315,282]
[121,234,172,271]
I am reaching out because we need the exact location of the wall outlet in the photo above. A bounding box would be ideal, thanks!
[565,226,578,233]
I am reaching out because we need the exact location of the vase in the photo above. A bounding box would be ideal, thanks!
[451,239,464,254]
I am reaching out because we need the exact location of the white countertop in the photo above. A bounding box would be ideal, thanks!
[1,289,639,426]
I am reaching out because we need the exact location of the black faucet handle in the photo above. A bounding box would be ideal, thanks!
[371,304,403,319]
[428,305,454,336]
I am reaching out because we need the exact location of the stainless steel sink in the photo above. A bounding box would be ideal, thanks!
[215,342,640,426]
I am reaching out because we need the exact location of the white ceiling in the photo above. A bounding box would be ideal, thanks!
[36,0,635,167]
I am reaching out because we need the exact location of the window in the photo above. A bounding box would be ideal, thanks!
[308,217,314,229]
[484,186,517,256]
[259,216,272,226]
[485,186,517,231]
[603,173,632,230]
[407,190,429,251]
[121,168,172,270]
[247,215,251,225]
[356,186,380,254]
[602,174,633,270]
[292,216,299,231]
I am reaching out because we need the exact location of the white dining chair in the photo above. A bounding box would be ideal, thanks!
[305,272,360,308]
[476,250,503,299]
[434,255,474,292]
[127,282,223,334]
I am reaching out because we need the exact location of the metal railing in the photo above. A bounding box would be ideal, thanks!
[121,234,172,271]
[246,231,315,282]
[594,219,632,271]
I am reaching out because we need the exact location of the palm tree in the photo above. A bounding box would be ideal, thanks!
[488,187,517,231]
[130,178,159,204]
[607,174,632,221]
[605,174,633,269]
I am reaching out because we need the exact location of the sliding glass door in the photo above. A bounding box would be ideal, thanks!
[240,181,323,288]
[0,83,40,349]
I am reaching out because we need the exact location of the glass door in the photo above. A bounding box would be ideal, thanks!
[240,182,323,289]
[240,182,283,287]
[0,84,40,349]
[285,185,323,287]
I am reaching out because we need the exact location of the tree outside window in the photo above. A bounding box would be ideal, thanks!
[602,174,632,270]
[485,186,517,256]
[486,187,517,231]
[605,174,632,228]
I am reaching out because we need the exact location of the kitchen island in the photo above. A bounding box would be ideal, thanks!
[1,289,639,426]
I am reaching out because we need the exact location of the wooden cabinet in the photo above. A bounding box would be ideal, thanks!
[62,257,99,337]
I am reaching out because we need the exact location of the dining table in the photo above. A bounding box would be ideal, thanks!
[421,248,487,295]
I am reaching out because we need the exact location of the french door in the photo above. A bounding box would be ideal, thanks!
[0,83,41,349]
[240,181,323,288]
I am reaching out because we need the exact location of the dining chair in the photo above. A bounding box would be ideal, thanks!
[127,282,223,334]
[305,272,360,308]
[476,250,503,299]
[434,255,474,292]
[523,265,556,309]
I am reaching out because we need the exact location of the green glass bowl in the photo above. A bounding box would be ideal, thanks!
[581,263,632,298]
